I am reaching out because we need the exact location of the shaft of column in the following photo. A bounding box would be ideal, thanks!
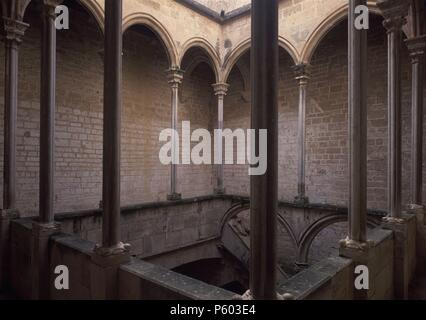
[213,83,229,195]
[3,19,27,210]
[378,0,408,219]
[102,0,122,247]
[293,64,310,205]
[405,36,426,206]
[166,67,183,201]
[39,2,59,224]
[250,0,279,300]
[348,0,368,243]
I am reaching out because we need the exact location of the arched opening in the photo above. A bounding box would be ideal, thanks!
[122,24,171,204]
[177,47,217,198]
[9,0,104,215]
[304,14,412,210]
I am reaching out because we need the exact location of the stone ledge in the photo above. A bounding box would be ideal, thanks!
[277,256,352,300]
[120,259,235,300]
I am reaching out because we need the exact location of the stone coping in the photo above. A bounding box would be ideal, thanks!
[50,233,96,256]
[277,256,352,300]
[120,259,236,300]
[15,193,386,222]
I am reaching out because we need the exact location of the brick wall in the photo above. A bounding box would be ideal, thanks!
[0,4,216,216]
[224,15,426,211]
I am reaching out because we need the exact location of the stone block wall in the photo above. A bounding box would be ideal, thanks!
[56,196,234,258]
[0,3,218,217]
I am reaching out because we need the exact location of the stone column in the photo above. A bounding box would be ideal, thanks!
[3,18,28,212]
[0,17,28,290]
[378,0,413,300]
[378,0,408,221]
[405,35,426,276]
[212,82,229,195]
[250,0,279,300]
[348,0,368,245]
[293,64,310,205]
[405,36,426,207]
[31,0,62,300]
[339,0,370,300]
[90,0,130,300]
[166,67,184,201]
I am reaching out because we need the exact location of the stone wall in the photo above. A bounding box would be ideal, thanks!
[223,15,426,211]
[0,3,218,217]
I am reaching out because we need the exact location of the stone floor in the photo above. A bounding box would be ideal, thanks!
[409,277,426,300]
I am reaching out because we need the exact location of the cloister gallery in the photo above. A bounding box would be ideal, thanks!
[0,0,425,300]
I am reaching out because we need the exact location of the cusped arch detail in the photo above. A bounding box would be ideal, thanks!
[219,202,298,251]
[297,214,379,264]
[300,1,382,63]
[222,37,299,83]
[122,12,178,67]
[179,37,221,83]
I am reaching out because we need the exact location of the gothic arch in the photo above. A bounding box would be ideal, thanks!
[219,202,298,251]
[222,37,299,83]
[179,37,221,83]
[77,0,104,33]
[122,12,178,67]
[297,214,380,264]
[300,1,382,63]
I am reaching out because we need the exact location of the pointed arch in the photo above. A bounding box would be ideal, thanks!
[122,12,178,67]
[300,1,382,63]
[222,37,299,83]
[77,0,104,34]
[179,37,221,83]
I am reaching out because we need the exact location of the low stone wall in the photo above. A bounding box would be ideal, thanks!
[278,256,354,300]
[118,260,235,300]
[279,227,395,300]
[9,219,33,300]
[49,234,95,300]
[56,195,236,259]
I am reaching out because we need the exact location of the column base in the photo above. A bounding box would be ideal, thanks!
[0,209,19,290]
[91,242,131,300]
[232,290,294,300]
[339,238,373,300]
[407,205,426,276]
[167,193,182,201]
[214,187,226,195]
[294,195,309,205]
[382,214,417,299]
[31,221,61,300]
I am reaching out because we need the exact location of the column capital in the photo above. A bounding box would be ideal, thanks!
[377,0,409,32]
[292,63,311,85]
[405,35,426,61]
[3,18,29,44]
[212,82,230,96]
[166,67,184,87]
[42,0,64,19]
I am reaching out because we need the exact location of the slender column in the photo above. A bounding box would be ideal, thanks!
[213,83,229,195]
[378,0,409,220]
[39,0,62,224]
[166,67,184,201]
[98,0,125,251]
[250,0,279,300]
[346,0,368,245]
[2,18,28,210]
[293,64,310,205]
[405,36,426,206]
